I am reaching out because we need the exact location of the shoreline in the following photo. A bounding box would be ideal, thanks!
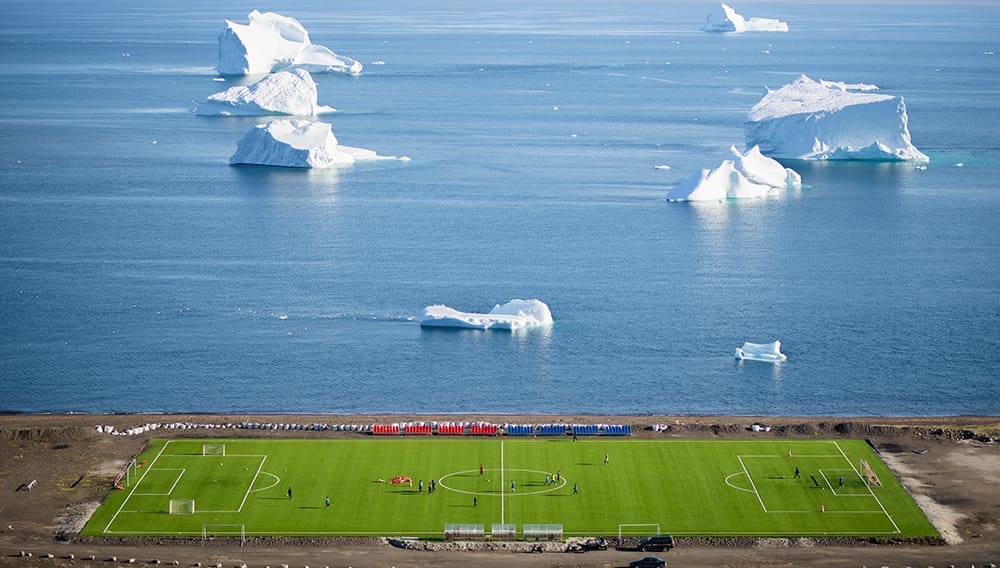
[1,413,997,567]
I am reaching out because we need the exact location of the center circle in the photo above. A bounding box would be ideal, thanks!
[437,468,566,496]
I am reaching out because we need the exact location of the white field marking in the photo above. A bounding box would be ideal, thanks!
[833,441,900,534]
[104,439,172,533]
[238,456,268,512]
[767,509,887,514]
[133,468,186,496]
[500,439,505,524]
[737,455,767,512]
[819,468,869,496]
[724,471,755,493]
[250,471,280,493]
[438,469,564,496]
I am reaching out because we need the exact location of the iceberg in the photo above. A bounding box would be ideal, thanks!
[420,299,554,331]
[735,340,787,363]
[195,69,335,116]
[703,3,788,33]
[745,75,929,162]
[217,10,362,76]
[666,145,801,202]
[229,119,406,168]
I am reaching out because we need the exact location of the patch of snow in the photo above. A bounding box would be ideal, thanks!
[229,119,407,168]
[745,75,928,162]
[196,69,334,116]
[217,10,362,76]
[420,299,553,331]
[703,3,788,33]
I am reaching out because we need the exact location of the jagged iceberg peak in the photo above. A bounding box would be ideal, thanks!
[196,69,335,116]
[420,299,554,331]
[703,3,788,33]
[217,10,362,76]
[229,119,408,168]
[745,75,929,162]
[666,145,801,202]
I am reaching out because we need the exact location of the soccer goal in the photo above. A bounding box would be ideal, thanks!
[860,459,882,487]
[202,524,244,546]
[618,523,660,539]
[202,444,226,456]
[169,499,195,515]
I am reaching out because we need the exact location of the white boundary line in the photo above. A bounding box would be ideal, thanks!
[104,439,172,533]
[499,439,505,524]
[737,455,767,512]
[133,468,186,496]
[238,456,268,513]
[833,441,900,534]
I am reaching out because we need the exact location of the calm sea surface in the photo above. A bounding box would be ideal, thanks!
[1,1,998,416]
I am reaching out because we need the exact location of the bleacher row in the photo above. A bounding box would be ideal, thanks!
[95,421,631,437]
[372,422,632,436]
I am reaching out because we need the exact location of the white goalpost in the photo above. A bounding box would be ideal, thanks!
[618,523,660,540]
[169,499,195,515]
[860,459,882,487]
[202,444,226,456]
[202,524,245,546]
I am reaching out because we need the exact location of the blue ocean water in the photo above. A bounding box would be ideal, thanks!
[1,1,998,416]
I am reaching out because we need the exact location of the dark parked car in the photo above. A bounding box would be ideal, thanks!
[629,556,666,568]
[569,537,609,552]
[636,534,674,552]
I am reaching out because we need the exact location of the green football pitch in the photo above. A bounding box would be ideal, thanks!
[82,437,937,539]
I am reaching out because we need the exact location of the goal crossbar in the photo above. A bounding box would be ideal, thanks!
[169,499,195,515]
[618,523,660,539]
[202,444,226,456]
[202,523,245,546]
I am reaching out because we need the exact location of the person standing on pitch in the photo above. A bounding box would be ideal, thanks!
[287,487,292,499]
[325,496,330,509]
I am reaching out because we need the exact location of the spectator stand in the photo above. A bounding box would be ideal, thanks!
[600,424,632,436]
[537,424,569,436]
[505,424,535,436]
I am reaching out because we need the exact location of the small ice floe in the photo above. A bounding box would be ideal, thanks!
[735,340,786,362]
[654,164,671,170]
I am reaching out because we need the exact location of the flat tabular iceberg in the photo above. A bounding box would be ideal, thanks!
[229,119,407,168]
[745,75,929,162]
[735,340,787,362]
[421,299,553,331]
[666,145,802,202]
[218,10,362,76]
[196,69,334,116]
[703,3,788,32]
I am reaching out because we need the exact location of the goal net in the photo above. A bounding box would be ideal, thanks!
[202,524,245,546]
[169,499,195,515]
[860,459,882,487]
[202,444,226,456]
[618,523,660,539]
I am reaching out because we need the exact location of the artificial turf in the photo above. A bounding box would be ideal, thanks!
[81,437,937,539]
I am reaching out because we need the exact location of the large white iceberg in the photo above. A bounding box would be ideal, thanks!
[218,10,362,76]
[735,340,787,362]
[229,119,406,168]
[745,75,929,162]
[420,299,554,331]
[703,3,788,33]
[195,69,335,116]
[666,145,802,202]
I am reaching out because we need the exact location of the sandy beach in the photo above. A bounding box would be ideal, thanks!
[1,413,998,567]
